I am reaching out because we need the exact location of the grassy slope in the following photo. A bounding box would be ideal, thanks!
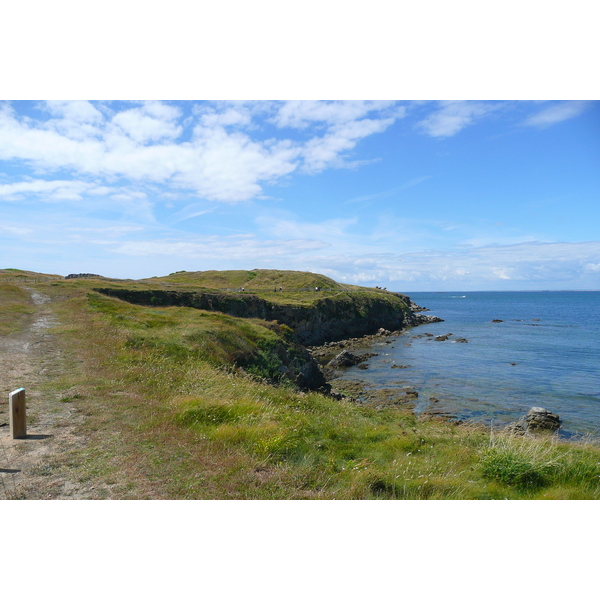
[144,268,344,290]
[0,283,35,335]
[2,270,600,499]
[139,269,387,307]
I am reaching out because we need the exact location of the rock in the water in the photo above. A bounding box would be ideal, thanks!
[454,338,469,343]
[411,314,444,325]
[526,407,561,432]
[434,334,453,341]
[491,319,503,323]
[504,407,562,435]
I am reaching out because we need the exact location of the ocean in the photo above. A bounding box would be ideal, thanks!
[337,291,600,438]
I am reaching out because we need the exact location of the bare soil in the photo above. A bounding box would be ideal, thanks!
[0,289,101,499]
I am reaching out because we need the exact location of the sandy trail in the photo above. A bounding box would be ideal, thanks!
[0,288,96,499]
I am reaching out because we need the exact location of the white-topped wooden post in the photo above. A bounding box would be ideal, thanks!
[9,388,26,439]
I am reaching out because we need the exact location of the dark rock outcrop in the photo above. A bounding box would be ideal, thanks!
[274,341,328,392]
[328,350,364,369]
[526,407,561,432]
[409,313,444,326]
[505,407,562,435]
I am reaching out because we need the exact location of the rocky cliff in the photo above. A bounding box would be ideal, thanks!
[94,288,433,345]
[94,286,442,392]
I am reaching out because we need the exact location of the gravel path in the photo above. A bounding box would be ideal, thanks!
[0,288,93,499]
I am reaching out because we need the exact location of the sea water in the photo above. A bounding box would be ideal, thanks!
[338,291,600,438]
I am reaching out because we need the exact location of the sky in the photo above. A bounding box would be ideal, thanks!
[1,99,598,291]
[1,1,599,293]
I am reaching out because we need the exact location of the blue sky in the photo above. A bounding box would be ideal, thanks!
[1,99,599,291]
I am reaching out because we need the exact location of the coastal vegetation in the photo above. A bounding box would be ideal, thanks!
[0,283,35,335]
[2,268,600,499]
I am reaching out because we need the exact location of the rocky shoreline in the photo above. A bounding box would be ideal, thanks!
[308,316,565,436]
[307,319,447,416]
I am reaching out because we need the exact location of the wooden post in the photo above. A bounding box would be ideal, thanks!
[9,388,26,439]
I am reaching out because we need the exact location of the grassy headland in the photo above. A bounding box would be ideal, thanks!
[2,267,600,499]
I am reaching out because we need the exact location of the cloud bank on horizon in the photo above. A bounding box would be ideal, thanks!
[1,100,599,290]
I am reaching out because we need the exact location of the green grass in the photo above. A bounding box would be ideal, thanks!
[0,282,35,334]
[478,434,600,497]
[72,288,600,498]
[145,268,343,291]
[86,291,295,382]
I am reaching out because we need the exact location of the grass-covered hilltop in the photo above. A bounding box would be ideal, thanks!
[2,267,600,499]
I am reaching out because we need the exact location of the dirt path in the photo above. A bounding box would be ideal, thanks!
[0,288,97,499]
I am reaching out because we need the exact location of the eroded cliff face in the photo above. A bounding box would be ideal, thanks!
[93,287,431,391]
[274,295,413,345]
[94,288,417,345]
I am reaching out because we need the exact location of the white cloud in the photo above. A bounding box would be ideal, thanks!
[269,101,405,173]
[524,101,589,127]
[417,101,499,137]
[197,106,253,128]
[43,100,104,124]
[0,101,401,203]
[272,100,399,129]
[229,241,600,290]
[182,127,300,201]
[383,241,600,288]
[492,267,512,280]
[300,117,396,172]
[0,179,108,201]
[111,102,183,143]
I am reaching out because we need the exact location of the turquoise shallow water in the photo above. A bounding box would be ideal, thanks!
[339,291,600,438]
